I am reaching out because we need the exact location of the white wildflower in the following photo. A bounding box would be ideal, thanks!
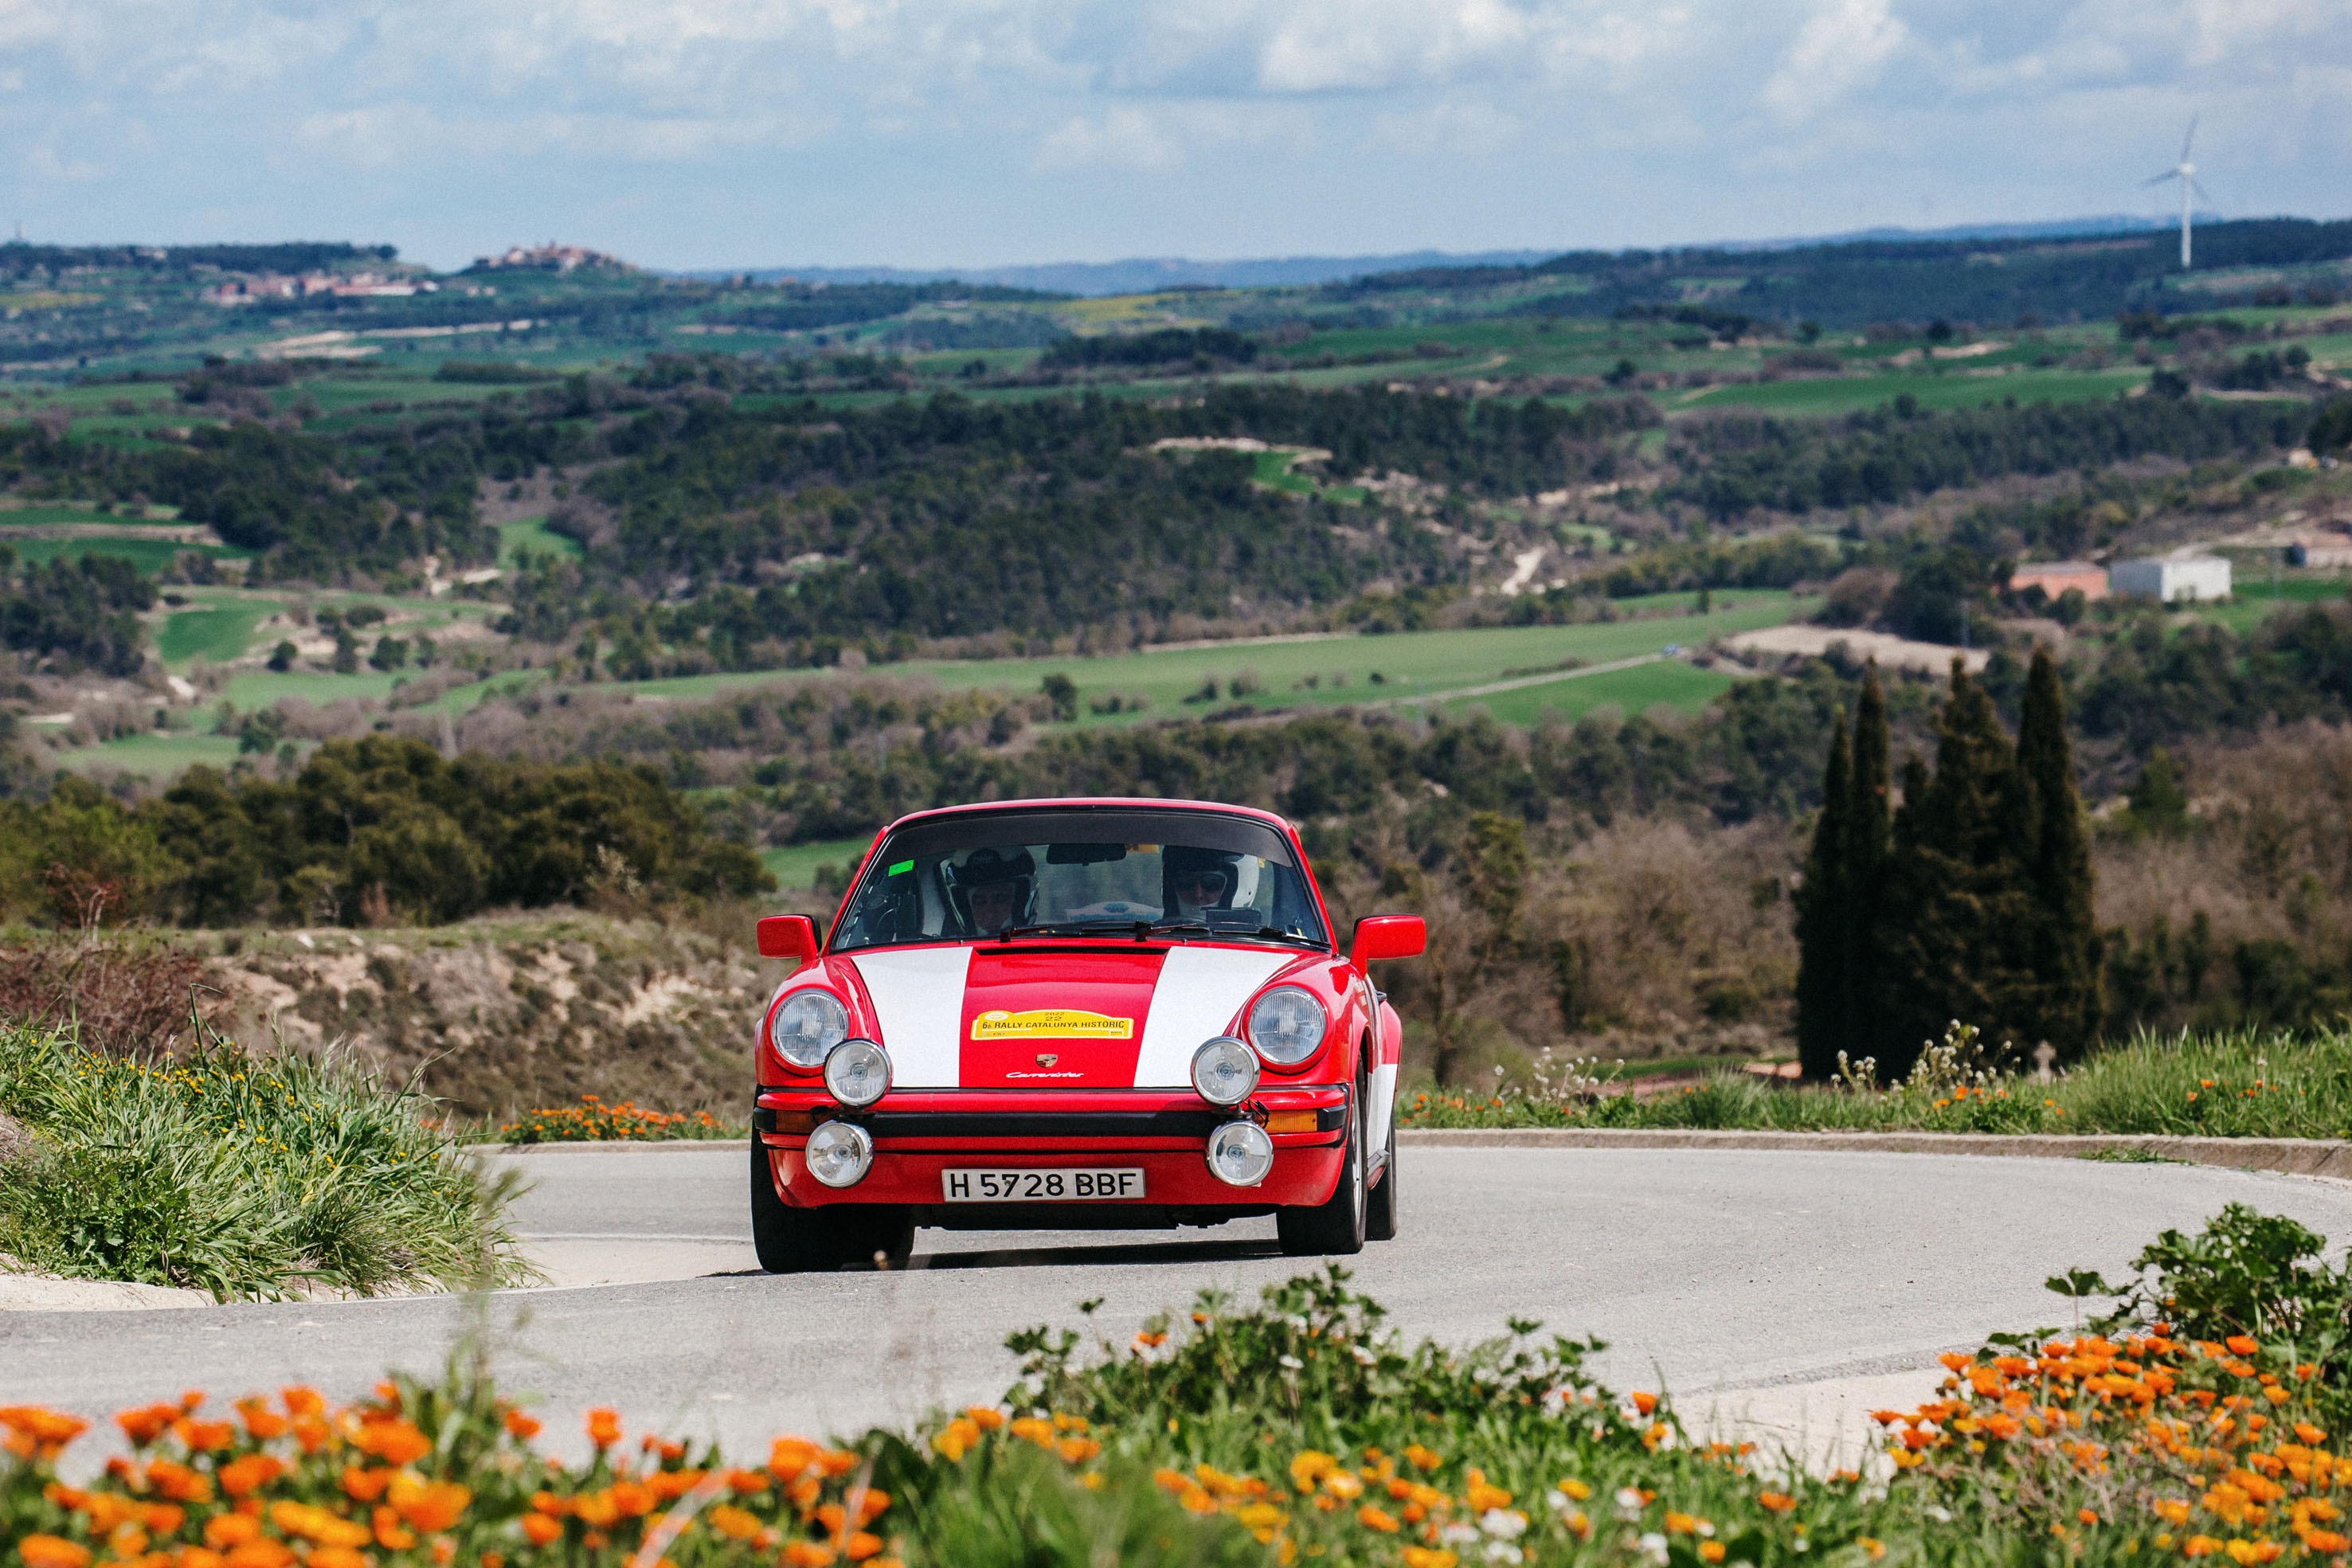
[1482,1545,1523,1565]
[1278,1355,1303,1371]
[1614,1488,1647,1522]
[1637,1531,1669,1564]
[1481,1510,1528,1540]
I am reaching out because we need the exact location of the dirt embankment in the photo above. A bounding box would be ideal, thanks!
[205,914,777,1117]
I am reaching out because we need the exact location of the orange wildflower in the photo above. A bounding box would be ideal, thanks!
[1359,1506,1402,1532]
[1759,1492,1797,1513]
[18,1538,92,1568]
[502,1410,542,1441]
[585,1409,622,1449]
[521,1515,563,1546]
[204,1515,262,1550]
[218,1454,285,1496]
[783,1543,836,1567]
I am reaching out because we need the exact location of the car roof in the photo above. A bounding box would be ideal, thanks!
[878,797,1297,837]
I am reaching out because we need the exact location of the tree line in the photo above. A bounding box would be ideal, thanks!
[0,737,769,929]
[1665,396,2307,520]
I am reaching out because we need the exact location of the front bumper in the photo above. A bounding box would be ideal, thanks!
[756,1085,1349,1218]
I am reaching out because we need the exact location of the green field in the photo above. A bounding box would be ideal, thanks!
[609,589,1807,725]
[1683,366,2150,416]
[0,534,245,576]
[760,836,876,891]
[1451,656,1740,725]
[2170,575,2352,636]
[499,515,582,564]
[157,602,275,665]
[51,731,245,778]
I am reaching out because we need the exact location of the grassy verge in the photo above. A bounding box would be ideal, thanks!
[0,1025,529,1300]
[1402,1024,2352,1140]
[9,1205,2350,1565]
[496,1095,742,1144]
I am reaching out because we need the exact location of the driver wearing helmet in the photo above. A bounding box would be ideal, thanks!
[1162,844,1242,925]
[955,846,1035,936]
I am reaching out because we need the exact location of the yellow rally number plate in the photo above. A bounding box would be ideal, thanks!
[970,1009,1133,1040]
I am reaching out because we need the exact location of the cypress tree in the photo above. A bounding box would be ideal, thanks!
[2016,647,2103,1059]
[1848,663,1892,1051]
[1794,708,1853,1080]
[1872,661,2039,1077]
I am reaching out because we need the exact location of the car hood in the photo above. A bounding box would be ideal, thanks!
[843,944,1303,1089]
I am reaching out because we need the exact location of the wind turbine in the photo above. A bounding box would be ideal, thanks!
[2144,116,2209,269]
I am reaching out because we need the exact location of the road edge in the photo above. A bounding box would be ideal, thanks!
[474,1129,2352,1183]
[1396,1127,2352,1179]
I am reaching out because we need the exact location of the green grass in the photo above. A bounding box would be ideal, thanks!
[0,535,245,576]
[610,591,1806,728]
[1403,1023,2352,1137]
[1683,366,2150,416]
[157,602,274,665]
[1453,658,1739,725]
[761,835,875,891]
[0,1024,529,1299]
[2169,578,2350,637]
[499,514,582,564]
[49,732,245,779]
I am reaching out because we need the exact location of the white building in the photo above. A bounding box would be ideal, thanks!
[2111,555,2232,603]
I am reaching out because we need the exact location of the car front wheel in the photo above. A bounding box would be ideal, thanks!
[1277,1077,1367,1257]
[750,1136,915,1272]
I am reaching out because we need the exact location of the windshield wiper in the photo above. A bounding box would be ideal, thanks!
[1244,927,1327,948]
[996,921,1151,941]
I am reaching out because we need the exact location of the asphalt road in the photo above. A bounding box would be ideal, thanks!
[10,1147,2352,1464]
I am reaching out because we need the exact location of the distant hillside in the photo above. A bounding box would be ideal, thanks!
[1329,217,2352,327]
[689,250,1559,297]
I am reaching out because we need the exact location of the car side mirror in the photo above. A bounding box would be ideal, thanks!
[1348,914,1425,971]
[757,915,819,963]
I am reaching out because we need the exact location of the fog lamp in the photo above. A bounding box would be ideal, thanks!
[1205,1120,1275,1187]
[804,1120,875,1187]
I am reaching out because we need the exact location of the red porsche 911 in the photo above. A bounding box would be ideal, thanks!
[749,797,1424,1271]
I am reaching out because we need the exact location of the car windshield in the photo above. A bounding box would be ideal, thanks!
[829,807,1328,952]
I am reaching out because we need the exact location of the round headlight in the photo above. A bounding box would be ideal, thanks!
[1246,986,1327,1066]
[771,989,849,1068]
[804,1120,874,1187]
[1205,1120,1275,1187]
[1191,1037,1260,1106]
[824,1038,892,1108]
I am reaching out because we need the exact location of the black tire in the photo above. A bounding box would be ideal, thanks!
[1365,1098,1398,1242]
[1277,1076,1367,1257]
[750,1135,916,1273]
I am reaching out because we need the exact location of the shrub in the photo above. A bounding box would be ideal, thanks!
[0,1025,526,1298]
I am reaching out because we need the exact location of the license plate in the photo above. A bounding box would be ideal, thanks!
[941,1168,1145,1202]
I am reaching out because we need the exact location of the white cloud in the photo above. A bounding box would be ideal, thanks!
[0,0,2343,267]
[1762,0,1908,122]
[1034,106,1186,171]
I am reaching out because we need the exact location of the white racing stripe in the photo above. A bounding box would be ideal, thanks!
[849,947,974,1088]
[1133,948,1292,1088]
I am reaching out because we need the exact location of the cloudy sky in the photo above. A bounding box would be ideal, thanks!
[2,0,2346,272]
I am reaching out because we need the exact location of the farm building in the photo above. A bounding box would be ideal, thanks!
[2287,526,2352,569]
[2008,561,2108,602]
[2111,556,2232,603]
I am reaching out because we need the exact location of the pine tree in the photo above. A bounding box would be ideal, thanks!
[2016,647,2103,1059]
[1794,708,1853,1080]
